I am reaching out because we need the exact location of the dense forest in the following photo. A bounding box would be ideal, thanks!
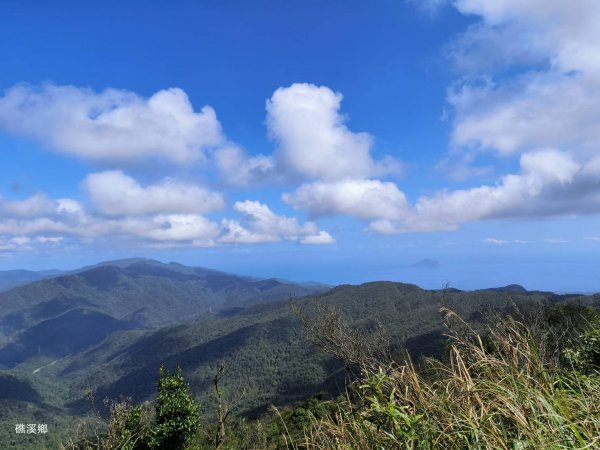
[62,300,600,449]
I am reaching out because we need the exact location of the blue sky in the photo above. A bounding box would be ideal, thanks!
[1,0,600,292]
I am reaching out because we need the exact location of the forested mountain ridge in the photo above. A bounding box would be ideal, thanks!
[0,259,327,368]
[0,263,599,448]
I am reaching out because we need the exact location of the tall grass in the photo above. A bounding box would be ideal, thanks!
[298,307,600,449]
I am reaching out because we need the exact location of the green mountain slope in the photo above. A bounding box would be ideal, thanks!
[39,282,600,417]
[0,259,326,368]
[2,270,599,448]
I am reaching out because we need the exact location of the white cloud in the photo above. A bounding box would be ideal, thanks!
[0,235,65,253]
[453,0,600,73]
[257,84,408,230]
[482,238,509,245]
[299,231,336,245]
[0,195,90,237]
[0,193,57,218]
[286,1,600,235]
[270,94,590,234]
[0,236,32,252]
[450,73,600,157]
[266,83,401,181]
[8,8,600,244]
[544,238,568,244]
[219,200,334,244]
[407,0,448,16]
[84,170,224,216]
[214,83,402,188]
[55,198,86,219]
[0,213,221,248]
[447,1,600,160]
[0,187,335,251]
[35,236,63,244]
[83,213,221,245]
[209,83,401,187]
[365,149,599,233]
[133,214,220,245]
[283,179,408,220]
[0,84,223,163]
[364,0,600,235]
[0,187,222,248]
[214,145,277,186]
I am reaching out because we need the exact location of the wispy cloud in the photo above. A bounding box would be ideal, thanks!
[0,235,64,253]
[544,238,568,244]
[406,0,448,16]
[481,238,509,245]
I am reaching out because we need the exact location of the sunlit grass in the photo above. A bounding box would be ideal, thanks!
[299,308,600,449]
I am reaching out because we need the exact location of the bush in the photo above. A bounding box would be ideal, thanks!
[93,366,200,450]
[564,310,600,374]
[146,366,201,450]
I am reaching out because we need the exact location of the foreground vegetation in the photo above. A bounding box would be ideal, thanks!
[63,300,600,449]
[297,305,600,449]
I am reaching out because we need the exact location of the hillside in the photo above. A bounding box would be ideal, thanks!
[14,282,597,411]
[0,259,326,368]
[1,270,599,448]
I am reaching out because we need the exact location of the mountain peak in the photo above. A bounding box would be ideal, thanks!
[485,284,528,293]
[75,257,160,273]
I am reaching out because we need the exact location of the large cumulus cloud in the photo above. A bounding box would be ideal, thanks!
[0,84,223,163]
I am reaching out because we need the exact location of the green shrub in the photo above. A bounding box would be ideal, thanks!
[146,366,201,450]
[565,313,600,374]
[88,366,201,450]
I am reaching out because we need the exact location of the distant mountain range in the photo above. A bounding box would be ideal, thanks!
[0,258,598,446]
[0,269,65,293]
[0,258,326,368]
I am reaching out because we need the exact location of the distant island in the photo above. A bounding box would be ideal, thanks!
[410,258,441,270]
